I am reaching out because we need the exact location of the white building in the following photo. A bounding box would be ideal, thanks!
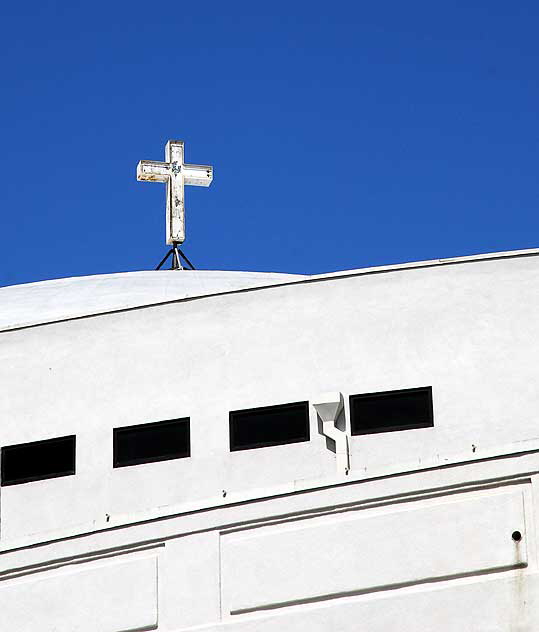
[1,248,538,631]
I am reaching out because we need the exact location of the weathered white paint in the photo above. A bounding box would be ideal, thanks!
[0,247,538,631]
[137,140,213,245]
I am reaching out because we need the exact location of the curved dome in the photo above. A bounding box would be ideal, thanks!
[0,270,307,331]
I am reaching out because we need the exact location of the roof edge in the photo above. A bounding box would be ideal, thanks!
[1,247,538,333]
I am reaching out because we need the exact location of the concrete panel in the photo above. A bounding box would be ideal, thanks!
[160,532,221,630]
[203,570,536,632]
[0,554,157,632]
[221,489,527,613]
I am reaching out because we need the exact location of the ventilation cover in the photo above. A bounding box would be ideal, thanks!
[113,418,190,467]
[230,402,310,451]
[350,387,433,435]
[1,435,76,486]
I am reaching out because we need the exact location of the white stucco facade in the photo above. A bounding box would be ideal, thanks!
[1,248,538,631]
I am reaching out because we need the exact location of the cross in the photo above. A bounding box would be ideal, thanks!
[137,140,213,245]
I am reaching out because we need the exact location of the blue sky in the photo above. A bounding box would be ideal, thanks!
[1,1,537,286]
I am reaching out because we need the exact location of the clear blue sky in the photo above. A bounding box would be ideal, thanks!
[1,1,537,286]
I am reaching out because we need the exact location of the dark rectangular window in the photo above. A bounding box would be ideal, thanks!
[230,401,309,451]
[1,435,76,486]
[350,387,433,435]
[113,418,190,468]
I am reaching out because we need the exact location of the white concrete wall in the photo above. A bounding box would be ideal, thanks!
[1,252,538,544]
[0,250,538,630]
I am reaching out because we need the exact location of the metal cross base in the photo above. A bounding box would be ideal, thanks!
[155,243,196,271]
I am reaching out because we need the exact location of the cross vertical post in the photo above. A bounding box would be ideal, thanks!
[137,140,213,246]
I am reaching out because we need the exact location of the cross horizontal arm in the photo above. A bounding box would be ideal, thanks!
[136,139,213,247]
[137,160,169,182]
[183,164,213,187]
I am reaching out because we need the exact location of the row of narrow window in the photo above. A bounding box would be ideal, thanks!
[0,386,433,486]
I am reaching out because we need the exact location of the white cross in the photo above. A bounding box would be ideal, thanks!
[137,140,213,245]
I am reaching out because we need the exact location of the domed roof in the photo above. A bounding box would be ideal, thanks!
[0,270,307,331]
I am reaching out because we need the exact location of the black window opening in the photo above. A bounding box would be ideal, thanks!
[1,435,76,486]
[350,386,433,436]
[230,401,310,451]
[113,418,190,468]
